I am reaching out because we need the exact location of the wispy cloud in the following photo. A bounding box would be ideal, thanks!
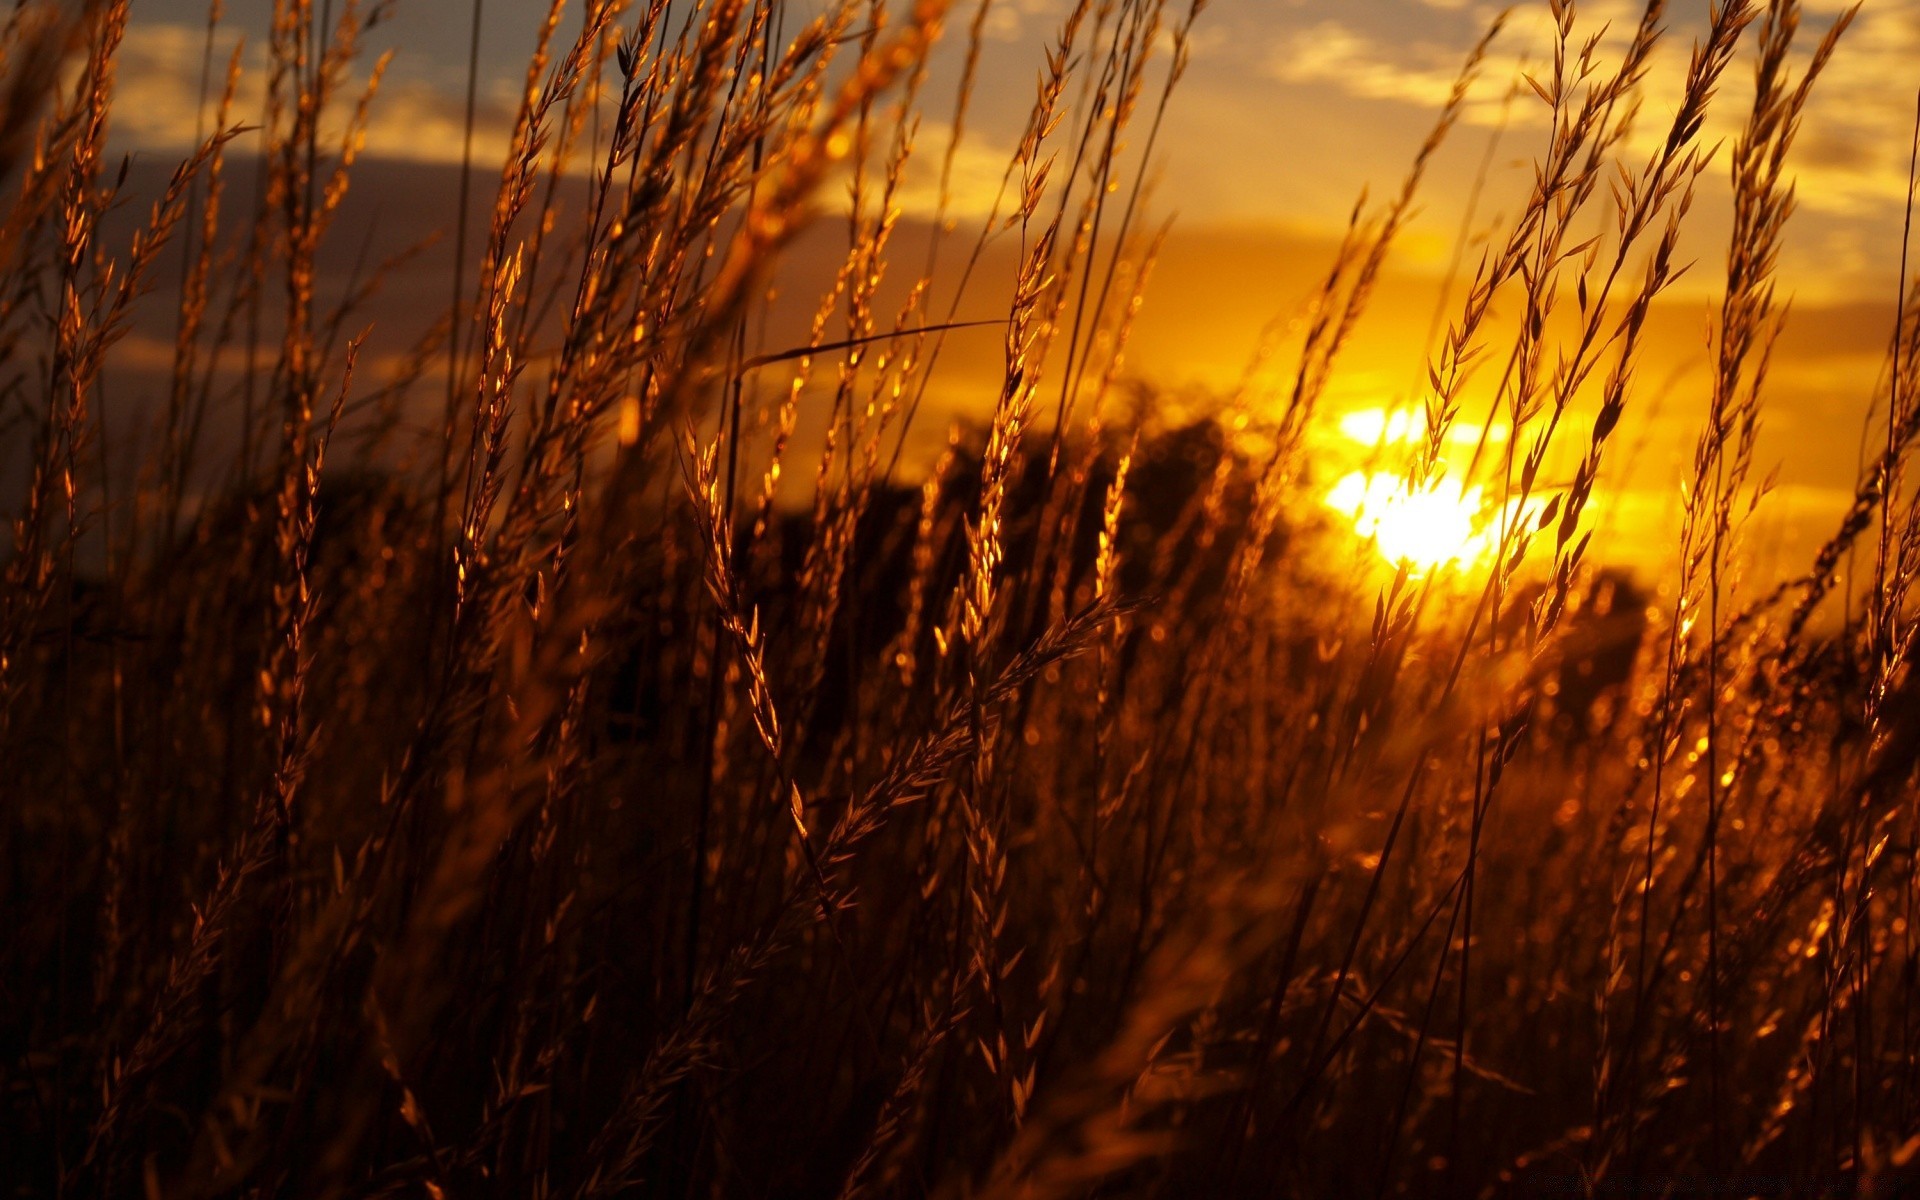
[1266,19,1486,111]
[110,22,520,168]
[983,0,1073,43]
[1264,3,1917,222]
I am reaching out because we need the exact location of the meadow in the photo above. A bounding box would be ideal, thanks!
[4,0,1920,1195]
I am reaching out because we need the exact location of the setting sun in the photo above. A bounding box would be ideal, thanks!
[1324,470,1537,572]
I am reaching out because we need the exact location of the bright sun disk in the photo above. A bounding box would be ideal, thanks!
[1325,471,1532,572]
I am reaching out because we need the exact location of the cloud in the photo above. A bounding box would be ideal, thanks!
[110,21,520,169]
[810,117,1020,230]
[1776,3,1920,216]
[1266,20,1477,111]
[1263,5,1683,127]
[109,23,246,155]
[984,0,1072,43]
[1255,1,1920,269]
[891,121,1018,223]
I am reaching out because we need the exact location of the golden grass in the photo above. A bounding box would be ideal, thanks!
[8,0,1920,1196]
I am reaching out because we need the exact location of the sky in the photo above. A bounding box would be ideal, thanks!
[97,0,1920,583]
[107,0,1909,265]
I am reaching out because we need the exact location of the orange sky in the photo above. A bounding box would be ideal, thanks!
[101,0,1920,587]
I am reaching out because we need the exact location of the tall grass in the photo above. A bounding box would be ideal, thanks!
[5,0,1919,1195]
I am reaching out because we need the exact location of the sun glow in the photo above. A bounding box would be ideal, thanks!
[1324,470,1538,572]
[1336,406,1507,449]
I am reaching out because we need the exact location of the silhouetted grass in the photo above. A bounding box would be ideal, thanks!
[9,1,1920,1196]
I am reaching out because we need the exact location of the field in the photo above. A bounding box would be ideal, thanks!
[6,0,1920,1195]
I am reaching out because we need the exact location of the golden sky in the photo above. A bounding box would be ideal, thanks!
[108,1,1910,268]
[103,0,1920,583]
